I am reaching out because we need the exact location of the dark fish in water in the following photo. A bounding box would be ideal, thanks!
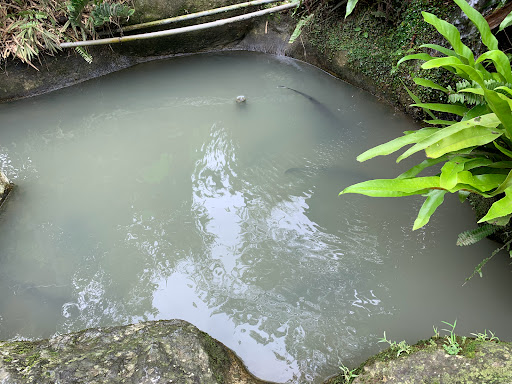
[277,85,340,125]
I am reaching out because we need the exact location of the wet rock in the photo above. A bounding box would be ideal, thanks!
[0,171,12,208]
[325,340,512,384]
[0,47,140,102]
[0,320,271,384]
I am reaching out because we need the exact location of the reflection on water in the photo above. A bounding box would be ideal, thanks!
[0,52,512,383]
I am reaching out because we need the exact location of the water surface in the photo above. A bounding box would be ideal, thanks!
[1,52,511,383]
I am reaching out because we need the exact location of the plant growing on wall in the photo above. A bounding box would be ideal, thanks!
[1,1,65,70]
[4,9,61,69]
[63,0,134,62]
[340,0,512,237]
[0,0,134,68]
[343,0,410,19]
[345,0,359,17]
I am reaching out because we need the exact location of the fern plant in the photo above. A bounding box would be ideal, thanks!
[67,0,90,28]
[447,80,512,105]
[74,46,93,63]
[457,224,500,246]
[340,0,512,276]
[62,0,135,63]
[341,0,512,230]
[90,2,134,27]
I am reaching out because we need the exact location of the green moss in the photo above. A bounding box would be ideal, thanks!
[12,342,37,356]
[306,0,458,116]
[327,336,483,383]
[201,334,230,384]
[462,340,479,358]
[25,352,41,369]
[334,338,512,384]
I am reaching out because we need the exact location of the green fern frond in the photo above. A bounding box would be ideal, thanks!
[447,79,512,105]
[91,2,135,27]
[67,0,91,27]
[457,224,500,246]
[75,46,93,63]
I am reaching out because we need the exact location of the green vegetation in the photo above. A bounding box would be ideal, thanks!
[344,0,398,19]
[500,6,512,31]
[378,331,413,357]
[441,320,462,355]
[340,0,512,273]
[330,322,504,383]
[338,363,358,382]
[201,334,230,384]
[471,329,500,342]
[307,0,455,114]
[344,0,358,18]
[457,223,500,246]
[0,0,134,68]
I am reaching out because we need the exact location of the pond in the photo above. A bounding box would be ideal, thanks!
[0,51,511,383]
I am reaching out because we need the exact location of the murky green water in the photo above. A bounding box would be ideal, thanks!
[0,51,511,382]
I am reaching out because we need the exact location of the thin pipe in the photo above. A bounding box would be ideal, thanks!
[118,0,285,33]
[60,1,297,48]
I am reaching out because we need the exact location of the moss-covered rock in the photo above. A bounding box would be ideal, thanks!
[0,320,271,384]
[326,338,512,384]
[0,171,12,208]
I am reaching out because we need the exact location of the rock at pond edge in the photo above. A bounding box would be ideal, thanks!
[0,171,12,209]
[0,319,273,384]
[325,338,512,384]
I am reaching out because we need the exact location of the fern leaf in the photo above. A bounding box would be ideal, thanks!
[75,46,92,63]
[91,2,135,27]
[289,14,314,44]
[67,0,90,27]
[457,224,500,246]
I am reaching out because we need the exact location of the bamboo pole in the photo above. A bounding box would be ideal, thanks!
[60,1,298,48]
[118,0,285,33]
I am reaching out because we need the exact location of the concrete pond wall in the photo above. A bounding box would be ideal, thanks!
[1,0,511,383]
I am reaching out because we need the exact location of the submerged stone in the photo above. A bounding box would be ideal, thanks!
[0,320,271,384]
